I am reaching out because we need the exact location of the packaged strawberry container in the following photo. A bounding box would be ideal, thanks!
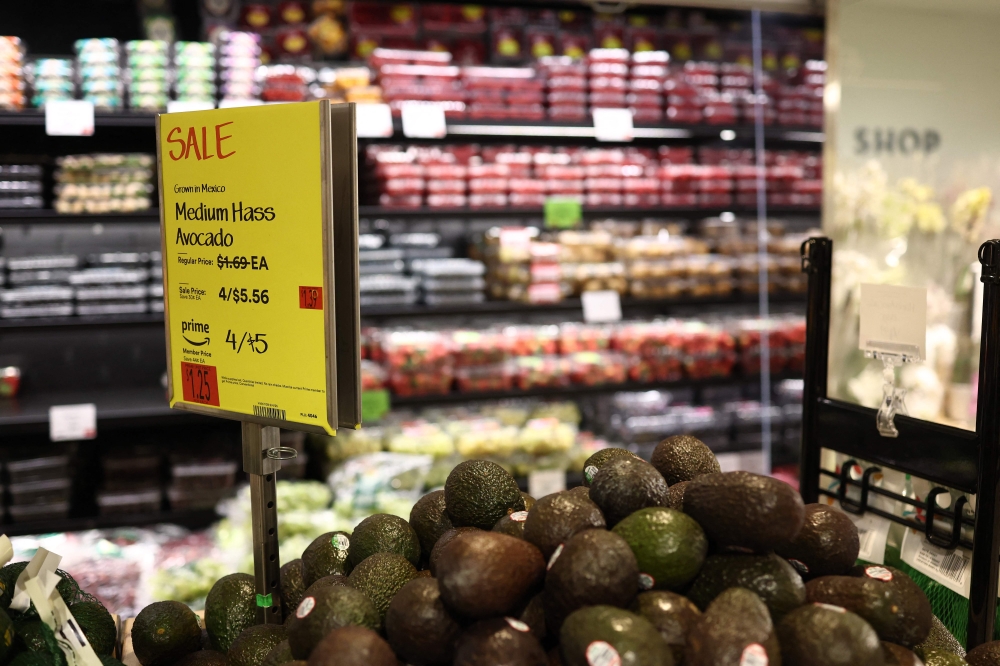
[734,317,788,375]
[426,179,466,195]
[451,329,509,367]
[379,194,423,208]
[569,351,627,386]
[469,193,508,208]
[456,364,514,393]
[512,355,571,390]
[680,322,736,379]
[426,194,467,208]
[361,359,387,391]
[389,368,454,396]
[537,56,587,77]
[379,329,453,371]
[504,324,560,356]
[559,322,612,353]
[588,48,630,63]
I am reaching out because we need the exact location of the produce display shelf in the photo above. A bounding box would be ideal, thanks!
[0,209,160,222]
[0,386,213,435]
[1,509,220,538]
[0,313,165,329]
[391,372,800,407]
[0,293,806,330]
[357,204,822,218]
[0,205,821,224]
[0,373,798,432]
[0,110,824,144]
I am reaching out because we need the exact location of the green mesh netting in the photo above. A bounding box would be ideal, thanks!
[882,546,1000,646]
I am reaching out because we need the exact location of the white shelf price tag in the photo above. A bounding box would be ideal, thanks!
[49,403,97,442]
[592,108,634,142]
[528,469,566,498]
[401,102,447,139]
[167,100,216,113]
[859,283,927,359]
[45,100,95,136]
[581,290,622,323]
[356,103,395,138]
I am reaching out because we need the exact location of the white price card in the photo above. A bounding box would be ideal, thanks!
[45,100,95,137]
[582,290,622,323]
[356,103,395,138]
[592,108,634,142]
[401,102,447,139]
[528,469,566,498]
[859,283,927,359]
[49,403,97,442]
[900,527,971,597]
[846,511,890,565]
[218,98,264,109]
[167,100,216,113]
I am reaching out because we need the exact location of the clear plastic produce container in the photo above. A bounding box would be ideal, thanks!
[96,488,161,515]
[170,460,238,491]
[9,477,72,505]
[7,454,70,482]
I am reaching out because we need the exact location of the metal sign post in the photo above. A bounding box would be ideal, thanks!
[241,422,284,623]
[156,101,361,626]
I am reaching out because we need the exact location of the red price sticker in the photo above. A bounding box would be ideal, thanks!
[299,286,323,310]
[180,362,220,406]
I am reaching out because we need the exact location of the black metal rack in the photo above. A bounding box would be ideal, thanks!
[798,237,1000,649]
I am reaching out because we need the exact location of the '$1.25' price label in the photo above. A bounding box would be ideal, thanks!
[181,362,220,406]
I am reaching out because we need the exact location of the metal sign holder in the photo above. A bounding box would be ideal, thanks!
[799,237,1000,649]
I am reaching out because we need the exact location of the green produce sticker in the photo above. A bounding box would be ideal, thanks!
[362,389,390,422]
[332,534,350,551]
[256,593,273,608]
[584,465,598,484]
[544,198,582,229]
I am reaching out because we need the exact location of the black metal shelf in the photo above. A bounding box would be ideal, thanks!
[0,209,159,223]
[392,372,800,407]
[0,386,213,435]
[0,313,163,330]
[0,372,799,432]
[1,509,220,537]
[0,293,806,330]
[0,110,823,145]
[0,205,820,224]
[358,204,821,218]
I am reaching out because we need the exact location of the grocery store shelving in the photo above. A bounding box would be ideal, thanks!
[357,204,821,218]
[391,372,801,407]
[0,110,822,144]
[0,372,799,434]
[0,313,163,329]
[1,509,221,537]
[0,205,821,225]
[0,293,806,330]
[0,209,160,223]
[0,386,213,436]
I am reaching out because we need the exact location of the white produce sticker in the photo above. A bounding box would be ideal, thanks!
[548,544,564,571]
[638,573,655,590]
[864,566,893,582]
[846,511,890,565]
[505,618,530,632]
[814,603,847,613]
[900,528,971,597]
[296,596,316,618]
[509,511,529,523]
[332,534,349,551]
[740,643,768,666]
[584,465,598,484]
[586,641,622,666]
[788,559,809,576]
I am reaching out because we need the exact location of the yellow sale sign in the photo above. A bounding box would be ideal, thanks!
[157,101,338,434]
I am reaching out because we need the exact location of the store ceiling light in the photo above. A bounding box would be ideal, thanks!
[720,130,737,141]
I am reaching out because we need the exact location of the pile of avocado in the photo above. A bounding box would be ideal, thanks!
[127,436,997,665]
[0,562,123,666]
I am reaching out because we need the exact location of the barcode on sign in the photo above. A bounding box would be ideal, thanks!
[253,405,286,420]
[939,551,970,582]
